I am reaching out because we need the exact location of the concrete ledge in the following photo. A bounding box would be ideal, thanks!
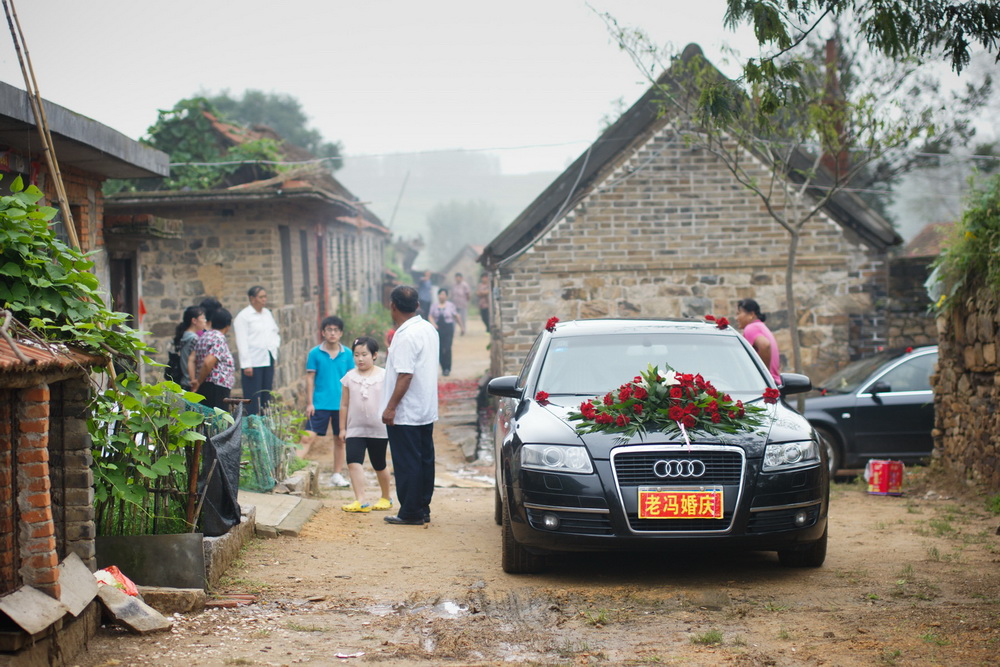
[204,505,256,590]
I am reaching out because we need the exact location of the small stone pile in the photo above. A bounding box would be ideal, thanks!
[932,286,1000,489]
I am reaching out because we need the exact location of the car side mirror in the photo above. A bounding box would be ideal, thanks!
[779,373,812,396]
[487,375,523,399]
[869,380,891,395]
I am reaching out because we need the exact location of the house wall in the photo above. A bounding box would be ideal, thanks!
[491,126,890,382]
[122,200,386,408]
[0,389,16,595]
[38,165,111,297]
[887,256,937,349]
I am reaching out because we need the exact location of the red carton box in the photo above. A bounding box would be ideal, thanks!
[865,459,905,496]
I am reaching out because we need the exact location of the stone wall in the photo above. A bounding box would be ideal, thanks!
[47,376,97,571]
[492,125,891,382]
[932,287,1000,490]
[119,200,386,409]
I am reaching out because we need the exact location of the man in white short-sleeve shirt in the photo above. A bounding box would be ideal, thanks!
[380,285,439,525]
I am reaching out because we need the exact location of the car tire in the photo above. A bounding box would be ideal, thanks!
[494,484,503,526]
[778,526,828,568]
[814,425,842,478]
[501,503,545,574]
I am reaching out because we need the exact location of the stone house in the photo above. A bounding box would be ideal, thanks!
[0,80,169,304]
[105,113,390,406]
[886,222,950,350]
[440,244,485,284]
[0,82,168,661]
[480,45,901,381]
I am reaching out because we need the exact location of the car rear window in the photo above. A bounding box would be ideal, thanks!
[536,332,768,396]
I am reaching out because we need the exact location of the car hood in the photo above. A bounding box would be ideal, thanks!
[523,398,810,460]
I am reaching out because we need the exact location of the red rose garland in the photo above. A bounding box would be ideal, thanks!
[705,314,729,329]
[568,363,770,444]
[545,317,559,333]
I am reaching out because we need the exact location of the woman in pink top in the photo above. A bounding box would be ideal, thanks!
[736,298,782,385]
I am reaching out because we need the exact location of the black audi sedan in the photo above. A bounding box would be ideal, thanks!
[488,319,829,574]
[803,346,938,475]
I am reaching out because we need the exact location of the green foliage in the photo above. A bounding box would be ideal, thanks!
[985,493,1000,515]
[0,176,151,358]
[691,629,724,645]
[90,375,225,535]
[205,89,343,169]
[930,173,1000,312]
[0,173,208,536]
[339,299,393,349]
[724,0,1000,119]
[109,98,286,193]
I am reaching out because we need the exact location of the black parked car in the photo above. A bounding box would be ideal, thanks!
[488,319,828,574]
[803,346,938,475]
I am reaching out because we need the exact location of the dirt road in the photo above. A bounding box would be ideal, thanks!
[78,320,1000,666]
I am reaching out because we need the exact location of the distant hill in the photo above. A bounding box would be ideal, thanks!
[337,150,559,241]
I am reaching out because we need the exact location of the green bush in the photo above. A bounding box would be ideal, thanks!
[931,173,1000,312]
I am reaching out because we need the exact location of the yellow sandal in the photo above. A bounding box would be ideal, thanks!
[342,500,371,513]
[371,497,393,511]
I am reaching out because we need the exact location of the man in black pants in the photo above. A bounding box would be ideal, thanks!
[380,285,440,525]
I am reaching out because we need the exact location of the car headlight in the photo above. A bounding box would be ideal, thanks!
[521,444,593,474]
[762,441,820,471]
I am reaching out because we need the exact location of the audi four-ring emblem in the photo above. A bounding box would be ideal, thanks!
[652,459,706,478]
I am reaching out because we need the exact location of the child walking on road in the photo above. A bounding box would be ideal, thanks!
[339,336,393,512]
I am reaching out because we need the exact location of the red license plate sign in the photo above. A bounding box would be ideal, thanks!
[638,487,724,519]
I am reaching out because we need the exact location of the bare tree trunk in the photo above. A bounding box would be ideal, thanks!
[785,228,802,376]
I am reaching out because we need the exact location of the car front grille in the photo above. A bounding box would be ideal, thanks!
[612,447,745,533]
[613,450,744,486]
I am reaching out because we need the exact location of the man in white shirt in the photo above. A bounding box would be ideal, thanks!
[233,285,281,415]
[380,285,439,525]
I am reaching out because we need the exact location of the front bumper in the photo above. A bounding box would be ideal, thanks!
[509,445,828,554]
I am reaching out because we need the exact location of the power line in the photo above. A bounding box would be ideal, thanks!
[168,138,1000,169]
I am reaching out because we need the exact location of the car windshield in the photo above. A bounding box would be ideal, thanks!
[535,332,769,396]
[815,350,896,394]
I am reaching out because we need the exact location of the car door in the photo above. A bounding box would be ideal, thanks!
[850,351,937,461]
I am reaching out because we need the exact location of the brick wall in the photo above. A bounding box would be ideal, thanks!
[0,389,16,595]
[15,384,60,599]
[1,374,99,601]
[492,125,890,382]
[38,165,110,298]
[112,199,386,409]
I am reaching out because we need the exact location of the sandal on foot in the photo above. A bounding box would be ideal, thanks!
[342,500,371,513]
[371,497,393,511]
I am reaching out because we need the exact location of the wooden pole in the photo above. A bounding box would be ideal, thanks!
[2,0,78,251]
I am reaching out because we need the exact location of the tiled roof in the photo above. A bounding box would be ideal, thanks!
[901,222,953,258]
[0,338,104,375]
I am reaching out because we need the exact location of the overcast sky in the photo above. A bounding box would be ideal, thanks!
[0,1,761,174]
